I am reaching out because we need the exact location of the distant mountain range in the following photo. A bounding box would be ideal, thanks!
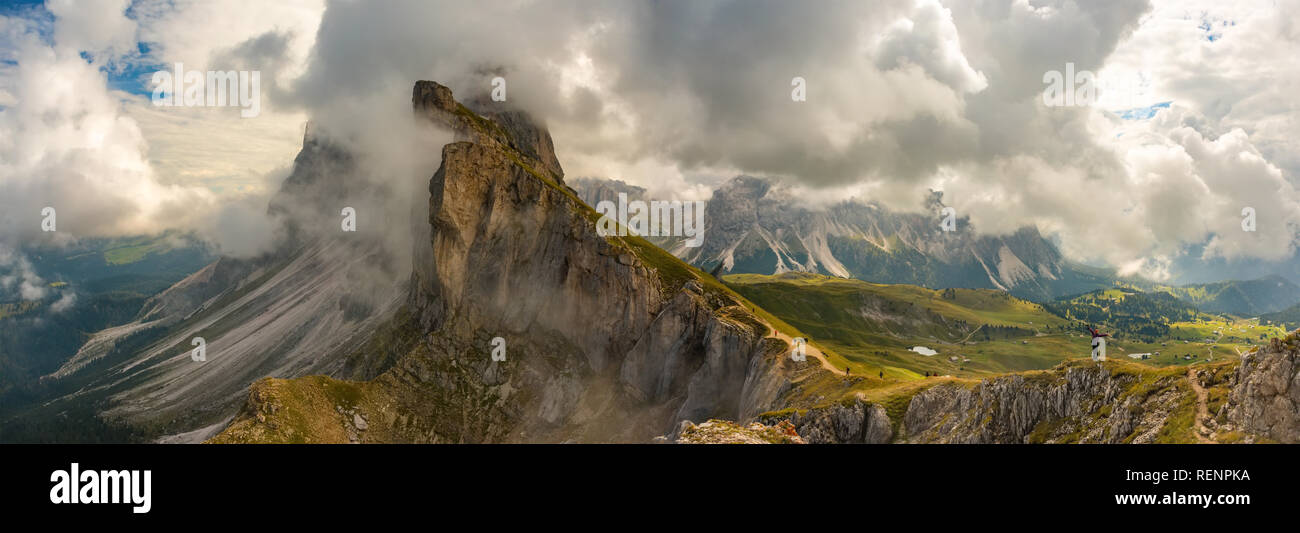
[1261,303,1300,331]
[1166,241,1300,287]
[1151,276,1300,316]
[572,175,1115,302]
[571,176,1300,316]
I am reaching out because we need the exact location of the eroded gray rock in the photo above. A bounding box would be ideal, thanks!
[759,399,893,443]
[1226,335,1300,443]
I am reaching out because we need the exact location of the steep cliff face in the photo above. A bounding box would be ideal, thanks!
[212,82,802,443]
[1224,333,1300,442]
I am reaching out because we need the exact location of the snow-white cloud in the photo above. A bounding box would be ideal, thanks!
[0,11,212,241]
[0,0,321,258]
[1,0,1295,282]
[46,0,137,59]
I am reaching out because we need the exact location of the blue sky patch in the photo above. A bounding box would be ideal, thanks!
[1197,14,1234,42]
[1116,101,1172,121]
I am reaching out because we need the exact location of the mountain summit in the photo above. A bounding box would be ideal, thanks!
[211,82,802,443]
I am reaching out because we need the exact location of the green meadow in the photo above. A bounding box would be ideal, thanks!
[724,272,1288,385]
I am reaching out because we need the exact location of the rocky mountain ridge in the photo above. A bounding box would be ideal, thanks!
[29,101,420,442]
[211,82,809,443]
[571,176,1113,302]
[212,82,1300,445]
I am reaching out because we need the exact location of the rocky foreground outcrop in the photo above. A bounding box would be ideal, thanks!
[1225,333,1300,442]
[212,82,805,443]
[754,399,893,444]
[671,419,805,444]
[742,364,1204,444]
[745,331,1300,444]
[901,364,1192,443]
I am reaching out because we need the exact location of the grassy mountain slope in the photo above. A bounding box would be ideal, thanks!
[1044,287,1200,341]
[726,272,1067,339]
[1045,285,1288,346]
[724,272,1074,378]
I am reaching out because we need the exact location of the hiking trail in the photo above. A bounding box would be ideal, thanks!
[761,322,845,376]
[1186,367,1215,444]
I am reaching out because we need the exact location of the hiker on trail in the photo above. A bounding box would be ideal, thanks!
[845,367,850,377]
[879,371,883,379]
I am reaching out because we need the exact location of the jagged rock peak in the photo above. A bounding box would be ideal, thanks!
[411,80,565,184]
[413,80,457,114]
[716,175,772,199]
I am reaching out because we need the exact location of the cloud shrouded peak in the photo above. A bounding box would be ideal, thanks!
[1,0,1297,283]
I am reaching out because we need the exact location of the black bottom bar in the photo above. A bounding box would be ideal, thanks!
[2,444,1283,523]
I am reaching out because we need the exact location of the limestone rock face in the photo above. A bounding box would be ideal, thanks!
[760,399,893,443]
[1226,333,1300,443]
[470,105,565,184]
[213,81,796,443]
[402,124,789,441]
[412,80,564,184]
[902,365,1184,444]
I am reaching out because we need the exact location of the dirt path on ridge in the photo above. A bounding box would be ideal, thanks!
[761,323,846,376]
[1186,368,1215,444]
